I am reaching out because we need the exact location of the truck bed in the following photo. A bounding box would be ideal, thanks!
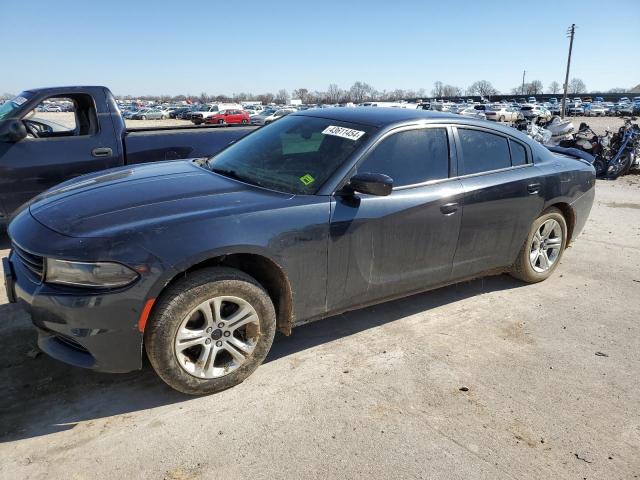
[124,126,256,164]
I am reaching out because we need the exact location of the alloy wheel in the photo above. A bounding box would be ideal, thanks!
[529,219,563,273]
[174,296,260,378]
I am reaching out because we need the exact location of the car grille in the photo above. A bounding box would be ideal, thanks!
[12,243,45,281]
[192,113,203,119]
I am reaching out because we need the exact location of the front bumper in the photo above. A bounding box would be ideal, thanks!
[5,211,163,373]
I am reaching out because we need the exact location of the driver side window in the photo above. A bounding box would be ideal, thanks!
[356,128,450,187]
[24,94,97,139]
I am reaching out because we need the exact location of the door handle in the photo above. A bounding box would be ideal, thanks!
[440,202,458,215]
[527,183,541,194]
[92,147,113,158]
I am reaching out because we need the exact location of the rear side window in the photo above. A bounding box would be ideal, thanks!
[458,129,511,175]
[357,128,449,187]
[510,140,528,166]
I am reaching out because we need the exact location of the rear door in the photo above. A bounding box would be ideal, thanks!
[0,93,120,216]
[327,125,464,312]
[451,126,544,279]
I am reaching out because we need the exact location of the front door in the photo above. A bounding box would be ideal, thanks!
[0,94,120,217]
[327,125,463,312]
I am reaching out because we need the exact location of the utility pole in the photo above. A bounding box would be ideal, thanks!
[521,70,526,96]
[561,24,576,119]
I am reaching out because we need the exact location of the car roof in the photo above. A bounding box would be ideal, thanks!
[293,106,531,141]
[294,107,460,127]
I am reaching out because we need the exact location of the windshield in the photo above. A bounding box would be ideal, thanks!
[0,92,31,120]
[207,115,376,195]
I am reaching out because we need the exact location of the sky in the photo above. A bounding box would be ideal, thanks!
[1,0,639,97]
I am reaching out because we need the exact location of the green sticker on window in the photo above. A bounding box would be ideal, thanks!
[299,174,315,186]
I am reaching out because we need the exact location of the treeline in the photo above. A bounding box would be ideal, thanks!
[1,79,633,104]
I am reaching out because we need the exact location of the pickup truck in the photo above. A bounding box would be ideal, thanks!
[0,86,254,221]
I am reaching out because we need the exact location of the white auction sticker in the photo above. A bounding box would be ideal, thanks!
[322,125,365,141]
[12,96,28,106]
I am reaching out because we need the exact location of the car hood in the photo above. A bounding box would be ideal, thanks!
[29,160,293,238]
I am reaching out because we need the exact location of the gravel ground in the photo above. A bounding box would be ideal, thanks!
[0,177,639,479]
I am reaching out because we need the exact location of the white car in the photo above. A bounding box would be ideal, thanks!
[458,106,486,120]
[263,108,297,125]
[520,104,552,121]
[484,105,521,122]
[585,104,608,116]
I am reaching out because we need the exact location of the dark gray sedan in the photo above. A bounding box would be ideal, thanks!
[5,108,595,394]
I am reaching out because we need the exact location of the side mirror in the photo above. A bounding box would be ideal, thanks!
[0,119,28,143]
[347,172,393,196]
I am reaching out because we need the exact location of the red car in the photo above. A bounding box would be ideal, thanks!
[204,109,251,125]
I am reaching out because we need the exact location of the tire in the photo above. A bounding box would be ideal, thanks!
[161,115,167,120]
[218,119,225,125]
[499,115,505,122]
[510,207,567,283]
[606,153,632,179]
[141,115,146,120]
[594,157,608,177]
[145,267,277,395]
[241,119,248,124]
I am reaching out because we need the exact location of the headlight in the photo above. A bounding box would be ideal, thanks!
[45,259,139,288]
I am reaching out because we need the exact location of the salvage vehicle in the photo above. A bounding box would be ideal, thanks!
[4,108,596,395]
[0,86,255,221]
[484,105,521,122]
[190,103,244,125]
[204,109,251,125]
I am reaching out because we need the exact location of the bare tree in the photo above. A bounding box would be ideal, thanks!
[327,84,342,103]
[568,78,587,94]
[275,89,290,105]
[547,81,561,94]
[349,81,374,103]
[528,80,543,95]
[466,80,498,98]
[431,81,444,98]
[292,88,310,103]
[256,92,275,105]
[441,84,462,97]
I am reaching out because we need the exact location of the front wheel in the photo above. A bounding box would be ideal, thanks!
[510,208,567,283]
[218,119,225,125]
[241,119,248,124]
[499,115,505,122]
[145,267,276,395]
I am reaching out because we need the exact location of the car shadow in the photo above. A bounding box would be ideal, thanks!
[0,274,523,443]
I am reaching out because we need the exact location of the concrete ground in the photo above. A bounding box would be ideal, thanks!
[0,177,639,479]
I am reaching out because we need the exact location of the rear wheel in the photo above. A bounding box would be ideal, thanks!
[241,119,248,124]
[141,115,147,120]
[145,267,276,395]
[510,208,567,283]
[606,153,632,179]
[499,115,505,122]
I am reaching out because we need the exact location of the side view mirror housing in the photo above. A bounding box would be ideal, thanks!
[0,119,28,143]
[347,172,393,196]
